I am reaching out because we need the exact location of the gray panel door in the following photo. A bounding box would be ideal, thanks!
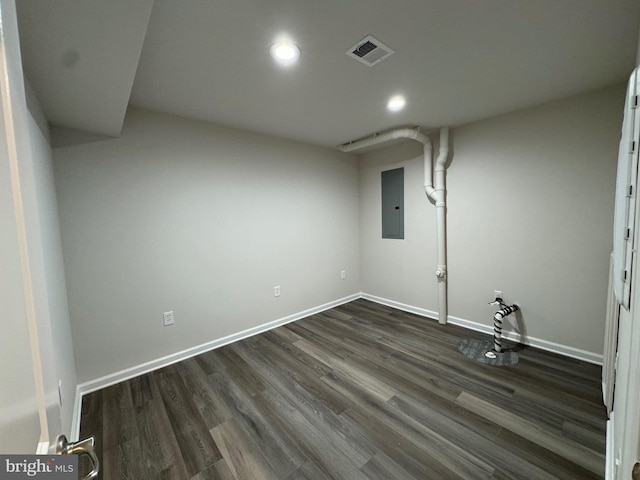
[381,168,404,239]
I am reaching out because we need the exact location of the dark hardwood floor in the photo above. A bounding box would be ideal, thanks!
[79,299,607,479]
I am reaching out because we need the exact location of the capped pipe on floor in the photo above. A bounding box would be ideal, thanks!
[486,299,519,356]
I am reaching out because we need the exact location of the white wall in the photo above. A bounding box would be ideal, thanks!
[53,108,360,383]
[360,140,440,309]
[360,84,624,357]
[23,82,78,437]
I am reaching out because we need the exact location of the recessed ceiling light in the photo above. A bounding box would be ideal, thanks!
[387,95,406,112]
[270,40,300,66]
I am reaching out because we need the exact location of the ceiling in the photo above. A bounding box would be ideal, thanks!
[16,0,640,148]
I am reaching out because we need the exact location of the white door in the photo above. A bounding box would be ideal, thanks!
[609,66,640,480]
[0,0,62,453]
[613,308,640,479]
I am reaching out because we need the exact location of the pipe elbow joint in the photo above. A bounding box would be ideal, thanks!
[424,185,436,199]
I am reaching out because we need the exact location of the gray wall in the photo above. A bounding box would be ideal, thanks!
[360,84,624,356]
[54,108,360,382]
[55,85,623,383]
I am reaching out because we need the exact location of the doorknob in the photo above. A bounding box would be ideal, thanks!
[633,461,640,480]
[55,434,99,480]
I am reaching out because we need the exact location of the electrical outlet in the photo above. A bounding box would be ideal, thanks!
[163,311,175,326]
[340,270,346,280]
[494,290,503,300]
[274,286,281,297]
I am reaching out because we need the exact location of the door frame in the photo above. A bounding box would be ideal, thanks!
[0,0,62,453]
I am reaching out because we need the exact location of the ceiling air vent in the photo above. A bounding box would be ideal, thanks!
[346,35,394,67]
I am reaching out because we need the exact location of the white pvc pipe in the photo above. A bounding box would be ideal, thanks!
[433,127,448,324]
[338,128,430,153]
[339,126,450,324]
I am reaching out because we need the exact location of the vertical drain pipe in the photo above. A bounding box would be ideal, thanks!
[424,128,449,324]
[339,127,450,324]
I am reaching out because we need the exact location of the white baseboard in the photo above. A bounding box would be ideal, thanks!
[70,293,360,440]
[360,293,441,320]
[361,293,603,365]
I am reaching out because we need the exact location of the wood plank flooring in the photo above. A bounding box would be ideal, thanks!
[79,299,607,479]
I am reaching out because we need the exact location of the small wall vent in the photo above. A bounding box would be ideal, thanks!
[346,35,394,67]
